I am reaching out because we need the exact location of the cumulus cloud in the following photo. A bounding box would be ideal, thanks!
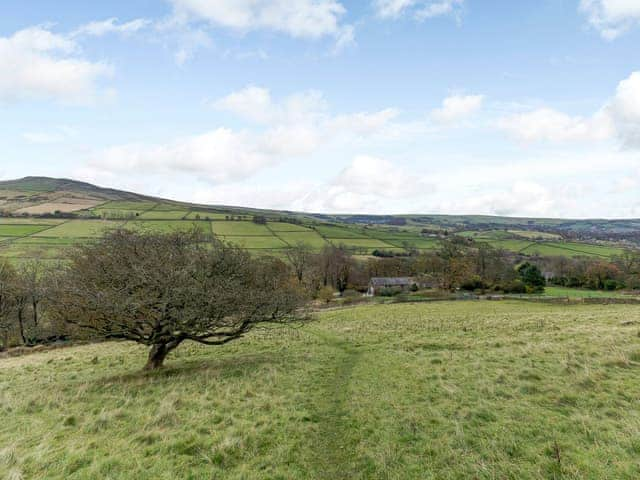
[375,0,464,21]
[87,87,404,184]
[431,94,484,123]
[86,128,280,184]
[497,108,614,143]
[0,26,112,104]
[168,0,354,49]
[454,181,556,217]
[215,86,398,136]
[22,126,78,144]
[498,71,640,147]
[72,18,151,37]
[608,71,640,148]
[580,0,640,39]
[189,155,433,213]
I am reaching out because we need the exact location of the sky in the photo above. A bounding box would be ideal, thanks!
[1,0,639,218]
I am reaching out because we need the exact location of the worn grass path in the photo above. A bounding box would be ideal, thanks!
[304,328,367,479]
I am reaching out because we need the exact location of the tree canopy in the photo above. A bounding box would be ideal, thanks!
[49,230,305,369]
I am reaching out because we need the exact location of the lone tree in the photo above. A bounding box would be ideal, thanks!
[49,230,305,370]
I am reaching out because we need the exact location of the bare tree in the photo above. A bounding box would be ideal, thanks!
[285,242,315,285]
[49,230,305,370]
[19,259,47,329]
[0,260,16,351]
[317,245,353,295]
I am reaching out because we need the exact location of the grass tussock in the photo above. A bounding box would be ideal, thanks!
[1,301,640,478]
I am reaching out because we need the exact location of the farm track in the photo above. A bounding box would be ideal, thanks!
[306,329,364,479]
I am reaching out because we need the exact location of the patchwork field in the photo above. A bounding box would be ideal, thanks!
[0,210,629,262]
[0,177,632,262]
[2,301,640,479]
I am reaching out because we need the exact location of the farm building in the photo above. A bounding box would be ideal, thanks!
[367,277,417,296]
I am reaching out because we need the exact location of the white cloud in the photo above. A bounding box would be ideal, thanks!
[580,0,640,39]
[86,128,278,184]
[332,155,427,197]
[375,0,464,21]
[190,154,433,213]
[172,28,214,65]
[22,126,78,144]
[0,26,112,104]
[497,72,640,148]
[453,181,557,217]
[214,86,397,136]
[498,71,640,147]
[431,93,484,123]
[214,86,282,123]
[608,71,640,148]
[498,108,614,142]
[73,18,151,37]
[87,87,403,184]
[169,0,354,48]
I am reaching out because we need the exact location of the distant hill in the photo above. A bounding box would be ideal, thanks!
[0,176,639,250]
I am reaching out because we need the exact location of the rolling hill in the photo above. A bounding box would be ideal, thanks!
[0,176,636,263]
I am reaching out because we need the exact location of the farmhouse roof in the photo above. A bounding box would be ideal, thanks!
[369,277,414,287]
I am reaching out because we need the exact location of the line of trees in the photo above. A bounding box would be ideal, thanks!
[540,252,640,290]
[283,238,546,297]
[286,237,639,298]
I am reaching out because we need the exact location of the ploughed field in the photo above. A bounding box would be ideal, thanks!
[0,198,626,263]
[2,301,640,479]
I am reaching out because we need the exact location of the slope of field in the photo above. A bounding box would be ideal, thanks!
[2,301,640,479]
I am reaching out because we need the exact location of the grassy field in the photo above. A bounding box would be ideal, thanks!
[542,286,633,299]
[2,301,640,479]
[0,190,632,262]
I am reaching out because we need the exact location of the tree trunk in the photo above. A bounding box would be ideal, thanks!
[32,299,39,327]
[145,344,169,370]
[1,329,8,352]
[17,308,26,345]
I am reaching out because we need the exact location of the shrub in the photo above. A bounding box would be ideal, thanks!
[502,280,526,294]
[317,286,335,304]
[461,275,484,291]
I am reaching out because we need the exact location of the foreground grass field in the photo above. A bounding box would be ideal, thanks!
[2,301,640,479]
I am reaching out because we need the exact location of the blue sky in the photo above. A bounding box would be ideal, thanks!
[1,0,639,217]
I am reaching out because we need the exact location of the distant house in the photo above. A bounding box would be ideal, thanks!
[367,277,416,296]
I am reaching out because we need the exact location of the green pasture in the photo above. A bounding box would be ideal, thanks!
[329,238,394,250]
[97,201,158,211]
[0,224,53,237]
[33,220,124,238]
[521,242,624,259]
[124,221,211,235]
[315,225,370,239]
[268,222,314,232]
[0,218,65,225]
[212,221,272,236]
[508,230,562,240]
[3,301,640,479]
[276,231,330,249]
[542,286,634,299]
[220,236,288,249]
[185,211,230,220]
[137,210,189,220]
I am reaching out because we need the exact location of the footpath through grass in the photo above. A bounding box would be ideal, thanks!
[2,301,640,479]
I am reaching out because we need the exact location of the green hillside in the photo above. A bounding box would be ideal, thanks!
[0,177,635,262]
